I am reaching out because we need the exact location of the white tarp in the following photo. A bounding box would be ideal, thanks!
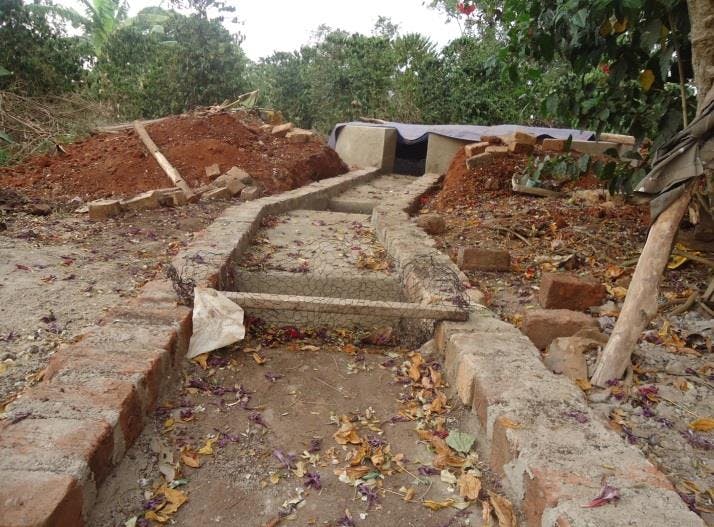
[187,287,245,359]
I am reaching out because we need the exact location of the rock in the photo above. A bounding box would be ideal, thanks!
[416,213,446,235]
[240,186,262,201]
[479,135,502,144]
[88,199,122,220]
[508,142,535,154]
[572,327,609,345]
[272,122,294,137]
[223,166,254,186]
[485,145,509,157]
[542,138,568,152]
[465,153,493,169]
[155,187,187,207]
[202,187,232,201]
[456,247,511,272]
[120,190,160,211]
[286,129,314,143]
[521,308,599,349]
[539,272,607,311]
[464,142,489,157]
[212,173,246,196]
[544,337,589,381]
[205,163,221,179]
[260,124,273,132]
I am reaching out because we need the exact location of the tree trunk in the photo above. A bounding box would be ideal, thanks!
[590,184,694,385]
[591,1,714,386]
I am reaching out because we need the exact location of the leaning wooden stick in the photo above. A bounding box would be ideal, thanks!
[590,183,695,386]
[133,120,195,201]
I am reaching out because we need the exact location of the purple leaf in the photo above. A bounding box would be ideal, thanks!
[681,430,714,450]
[249,411,268,428]
[303,471,322,490]
[357,484,380,509]
[273,449,296,469]
[418,466,440,476]
[582,484,620,508]
[264,372,284,382]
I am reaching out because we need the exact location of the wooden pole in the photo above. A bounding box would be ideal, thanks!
[590,183,695,386]
[133,120,195,200]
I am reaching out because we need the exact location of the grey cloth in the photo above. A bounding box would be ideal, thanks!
[327,121,594,148]
[637,97,714,220]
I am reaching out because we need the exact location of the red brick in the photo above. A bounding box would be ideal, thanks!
[464,142,489,157]
[504,131,537,145]
[0,418,114,484]
[465,152,493,169]
[485,145,509,157]
[508,142,535,154]
[521,309,599,349]
[0,470,84,527]
[479,135,502,144]
[456,247,511,271]
[523,466,565,527]
[539,273,607,311]
[490,415,521,477]
[10,377,143,446]
[542,138,568,152]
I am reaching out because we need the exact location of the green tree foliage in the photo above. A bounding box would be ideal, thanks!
[251,23,549,132]
[0,0,89,95]
[94,8,248,119]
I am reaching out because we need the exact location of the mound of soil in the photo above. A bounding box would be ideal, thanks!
[0,112,347,203]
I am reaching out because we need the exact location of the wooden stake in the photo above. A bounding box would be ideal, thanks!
[591,183,695,386]
[133,120,195,200]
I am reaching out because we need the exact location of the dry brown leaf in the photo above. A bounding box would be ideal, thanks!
[408,353,425,381]
[333,421,362,445]
[192,353,209,369]
[482,500,493,527]
[689,417,714,432]
[349,445,370,466]
[673,378,690,392]
[422,498,454,511]
[458,473,482,501]
[488,491,516,527]
[426,391,448,414]
[344,465,371,480]
[181,450,201,468]
[197,437,217,455]
[370,447,385,467]
[403,487,416,502]
[253,352,267,365]
[575,378,592,391]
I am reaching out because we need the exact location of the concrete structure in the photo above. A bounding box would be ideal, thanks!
[425,133,470,174]
[334,125,397,172]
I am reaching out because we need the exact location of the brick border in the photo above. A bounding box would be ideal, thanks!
[0,168,379,527]
[371,175,704,527]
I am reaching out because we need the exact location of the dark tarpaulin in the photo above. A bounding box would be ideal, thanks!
[328,120,595,148]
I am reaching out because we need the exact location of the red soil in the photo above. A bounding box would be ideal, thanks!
[0,112,347,203]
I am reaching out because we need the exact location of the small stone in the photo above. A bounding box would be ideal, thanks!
[539,273,607,311]
[416,213,447,235]
[205,163,221,179]
[88,199,122,220]
[456,247,511,271]
[545,336,605,381]
[213,173,246,196]
[521,308,599,349]
[224,166,254,186]
[272,123,294,137]
[464,142,489,157]
[240,186,262,201]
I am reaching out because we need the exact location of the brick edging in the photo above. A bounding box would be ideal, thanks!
[0,168,379,527]
[373,175,704,527]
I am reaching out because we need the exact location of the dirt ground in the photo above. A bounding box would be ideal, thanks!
[90,334,513,527]
[0,111,347,204]
[422,147,714,523]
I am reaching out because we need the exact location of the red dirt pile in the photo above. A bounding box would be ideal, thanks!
[0,112,347,203]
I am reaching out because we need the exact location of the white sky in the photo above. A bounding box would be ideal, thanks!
[55,0,462,61]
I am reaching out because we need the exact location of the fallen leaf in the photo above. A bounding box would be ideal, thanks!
[163,418,175,430]
[575,378,592,391]
[181,450,201,468]
[192,353,209,369]
[197,437,217,455]
[423,498,454,511]
[333,419,362,445]
[253,353,267,365]
[408,353,424,381]
[582,483,620,508]
[403,487,416,502]
[689,417,714,432]
[446,430,475,454]
[458,473,482,501]
[489,491,516,527]
[440,469,457,485]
